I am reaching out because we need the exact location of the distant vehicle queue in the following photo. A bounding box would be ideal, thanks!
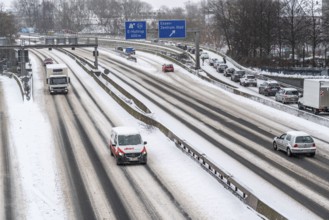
[203,53,329,115]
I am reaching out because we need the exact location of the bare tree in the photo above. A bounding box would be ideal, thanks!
[0,10,17,40]
[208,0,232,51]
[13,0,40,27]
[280,0,309,66]
[305,0,322,67]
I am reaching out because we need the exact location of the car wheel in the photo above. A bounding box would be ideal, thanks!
[309,152,315,157]
[116,158,122,165]
[313,108,319,115]
[287,148,292,157]
[273,142,278,151]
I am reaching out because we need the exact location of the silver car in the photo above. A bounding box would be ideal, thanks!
[273,131,316,157]
[275,88,299,104]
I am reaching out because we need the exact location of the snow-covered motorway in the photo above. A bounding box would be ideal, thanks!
[1,49,259,219]
[0,44,328,219]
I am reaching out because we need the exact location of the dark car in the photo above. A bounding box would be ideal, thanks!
[162,64,174,72]
[217,64,228,73]
[259,81,281,96]
[209,58,218,66]
[231,70,245,82]
[116,46,123,51]
[224,68,235,77]
[43,58,53,66]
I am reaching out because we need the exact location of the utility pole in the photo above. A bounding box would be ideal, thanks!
[195,30,200,70]
[20,40,26,77]
[187,28,201,70]
[94,38,99,69]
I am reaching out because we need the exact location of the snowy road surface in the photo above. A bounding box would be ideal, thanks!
[0,45,328,219]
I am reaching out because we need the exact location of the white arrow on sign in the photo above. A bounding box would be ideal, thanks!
[169,30,176,37]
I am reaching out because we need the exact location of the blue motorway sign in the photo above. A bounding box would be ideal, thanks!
[158,20,186,39]
[125,21,147,40]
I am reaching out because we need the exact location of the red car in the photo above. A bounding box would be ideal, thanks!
[43,58,54,66]
[162,64,174,72]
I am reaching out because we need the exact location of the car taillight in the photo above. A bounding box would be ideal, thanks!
[141,146,147,155]
[313,143,316,147]
[293,144,298,148]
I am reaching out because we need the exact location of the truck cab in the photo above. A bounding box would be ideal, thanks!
[109,127,147,165]
[46,64,70,94]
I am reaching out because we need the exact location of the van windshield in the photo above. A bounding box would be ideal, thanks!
[118,134,142,146]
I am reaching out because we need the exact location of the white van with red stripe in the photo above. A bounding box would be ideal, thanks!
[109,126,147,165]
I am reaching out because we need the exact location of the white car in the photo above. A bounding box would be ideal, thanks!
[273,131,316,157]
[239,74,257,87]
[109,127,147,165]
[200,52,209,59]
[275,88,299,104]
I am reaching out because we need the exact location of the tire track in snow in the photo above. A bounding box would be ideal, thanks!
[0,79,13,220]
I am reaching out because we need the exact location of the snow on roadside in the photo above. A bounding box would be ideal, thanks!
[1,76,67,220]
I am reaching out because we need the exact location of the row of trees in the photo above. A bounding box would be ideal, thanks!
[11,0,204,40]
[209,0,328,67]
[0,3,16,41]
[5,0,329,67]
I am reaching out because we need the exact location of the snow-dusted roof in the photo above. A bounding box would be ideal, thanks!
[281,87,298,91]
[112,126,140,135]
[306,78,329,82]
[46,64,67,70]
[286,130,311,137]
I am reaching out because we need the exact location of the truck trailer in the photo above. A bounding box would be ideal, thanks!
[298,79,329,114]
[46,64,70,94]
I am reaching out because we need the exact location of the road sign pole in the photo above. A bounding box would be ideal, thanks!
[94,38,98,69]
[195,31,200,70]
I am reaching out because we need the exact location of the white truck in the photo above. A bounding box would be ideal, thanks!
[46,64,70,94]
[298,79,329,114]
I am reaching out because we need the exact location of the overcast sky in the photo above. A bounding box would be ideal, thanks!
[2,0,12,8]
[145,0,199,10]
[2,0,199,10]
